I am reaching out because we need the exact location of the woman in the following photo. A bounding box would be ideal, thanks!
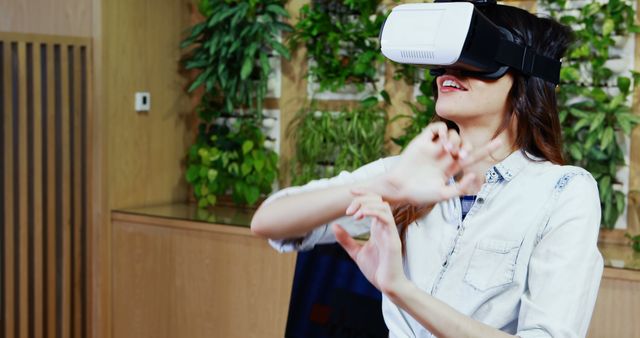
[251,3,603,338]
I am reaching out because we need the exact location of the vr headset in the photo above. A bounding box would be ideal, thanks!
[379,0,561,84]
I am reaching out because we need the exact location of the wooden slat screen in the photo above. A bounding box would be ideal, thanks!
[0,33,91,338]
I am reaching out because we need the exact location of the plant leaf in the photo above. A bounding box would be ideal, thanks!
[240,58,253,80]
[242,140,254,154]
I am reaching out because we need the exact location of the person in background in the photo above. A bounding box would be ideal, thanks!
[251,3,603,338]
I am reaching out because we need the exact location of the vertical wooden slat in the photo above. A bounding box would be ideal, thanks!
[26,41,35,338]
[73,44,83,338]
[33,42,44,338]
[0,39,5,338]
[60,44,71,338]
[46,42,57,338]
[17,40,29,338]
[82,44,92,338]
[3,39,16,338]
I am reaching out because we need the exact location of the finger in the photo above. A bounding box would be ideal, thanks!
[459,142,473,161]
[353,202,390,219]
[444,160,461,178]
[357,205,396,227]
[423,122,449,144]
[438,173,478,200]
[456,173,482,195]
[446,129,462,157]
[459,138,503,168]
[332,224,362,261]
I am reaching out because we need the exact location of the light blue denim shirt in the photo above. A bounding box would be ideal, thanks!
[266,150,603,338]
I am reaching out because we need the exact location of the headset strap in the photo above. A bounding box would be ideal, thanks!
[495,39,561,84]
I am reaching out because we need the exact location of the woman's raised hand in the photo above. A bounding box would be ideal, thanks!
[332,191,406,293]
[378,122,501,206]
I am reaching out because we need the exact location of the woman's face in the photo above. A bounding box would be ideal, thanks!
[434,70,514,126]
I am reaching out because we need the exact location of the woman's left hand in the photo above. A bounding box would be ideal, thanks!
[332,190,407,294]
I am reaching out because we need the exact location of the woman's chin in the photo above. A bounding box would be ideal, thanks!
[434,106,463,122]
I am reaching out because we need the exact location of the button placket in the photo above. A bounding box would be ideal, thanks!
[431,178,499,295]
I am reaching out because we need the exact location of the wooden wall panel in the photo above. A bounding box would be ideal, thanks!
[103,0,191,210]
[101,0,192,208]
[0,0,92,37]
[0,33,92,338]
[95,1,194,337]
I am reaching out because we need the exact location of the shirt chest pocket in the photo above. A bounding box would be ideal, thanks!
[463,239,521,292]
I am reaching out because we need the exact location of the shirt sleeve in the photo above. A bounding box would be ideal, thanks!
[516,171,603,338]
[266,156,399,252]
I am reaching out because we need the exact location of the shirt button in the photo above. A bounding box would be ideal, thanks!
[477,197,485,204]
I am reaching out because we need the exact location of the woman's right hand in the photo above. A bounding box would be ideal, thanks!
[372,122,501,206]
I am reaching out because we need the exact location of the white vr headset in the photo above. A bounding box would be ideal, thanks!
[380,0,561,84]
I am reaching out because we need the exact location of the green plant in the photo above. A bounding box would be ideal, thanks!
[540,0,640,228]
[181,0,292,115]
[625,233,640,252]
[186,119,278,207]
[627,189,640,252]
[290,0,387,92]
[182,0,290,207]
[391,70,437,149]
[289,100,387,185]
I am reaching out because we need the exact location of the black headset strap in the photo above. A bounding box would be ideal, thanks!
[495,39,561,84]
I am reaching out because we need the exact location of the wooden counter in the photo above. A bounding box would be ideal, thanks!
[111,203,640,338]
[111,205,296,338]
[589,243,640,338]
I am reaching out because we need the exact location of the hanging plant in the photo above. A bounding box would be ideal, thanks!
[181,0,293,116]
[290,0,387,92]
[540,0,640,228]
[289,99,388,185]
[181,0,291,207]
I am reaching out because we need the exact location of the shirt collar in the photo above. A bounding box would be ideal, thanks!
[485,150,535,183]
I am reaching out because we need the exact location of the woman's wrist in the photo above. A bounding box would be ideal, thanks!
[380,276,415,303]
[354,173,403,204]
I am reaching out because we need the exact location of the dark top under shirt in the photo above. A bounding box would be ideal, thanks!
[460,195,477,221]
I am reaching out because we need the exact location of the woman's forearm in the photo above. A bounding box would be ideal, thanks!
[385,280,515,338]
[250,175,393,240]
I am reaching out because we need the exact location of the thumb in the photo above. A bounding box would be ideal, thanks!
[332,223,362,261]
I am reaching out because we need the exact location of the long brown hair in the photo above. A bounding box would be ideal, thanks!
[391,4,574,247]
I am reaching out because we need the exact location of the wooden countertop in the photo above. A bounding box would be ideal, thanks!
[112,203,640,281]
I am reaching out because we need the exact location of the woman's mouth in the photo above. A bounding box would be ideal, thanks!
[438,75,468,93]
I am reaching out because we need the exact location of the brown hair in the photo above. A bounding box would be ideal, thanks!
[391,4,573,248]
